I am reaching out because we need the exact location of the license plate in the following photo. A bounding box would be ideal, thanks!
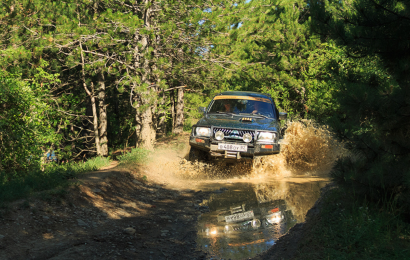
[225,210,254,223]
[218,143,247,152]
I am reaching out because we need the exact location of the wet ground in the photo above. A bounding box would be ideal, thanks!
[194,176,329,259]
[0,123,342,259]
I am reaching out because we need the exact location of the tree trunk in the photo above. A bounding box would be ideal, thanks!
[132,0,158,150]
[157,91,167,137]
[90,82,101,155]
[173,87,184,134]
[134,102,142,146]
[98,72,108,156]
[80,40,101,155]
[170,90,176,133]
[139,106,156,150]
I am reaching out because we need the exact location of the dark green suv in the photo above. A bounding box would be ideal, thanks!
[189,91,287,161]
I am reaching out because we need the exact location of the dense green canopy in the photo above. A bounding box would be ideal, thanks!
[311,0,410,214]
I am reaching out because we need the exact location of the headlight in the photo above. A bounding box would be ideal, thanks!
[215,131,224,141]
[195,127,211,137]
[251,219,261,229]
[242,133,252,143]
[209,227,218,236]
[257,132,277,142]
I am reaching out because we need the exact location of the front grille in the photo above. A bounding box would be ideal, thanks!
[213,128,255,142]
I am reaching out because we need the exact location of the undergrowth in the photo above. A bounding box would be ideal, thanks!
[0,156,111,202]
[295,187,410,260]
[117,147,150,166]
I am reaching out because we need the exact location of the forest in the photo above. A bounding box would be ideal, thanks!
[1,0,410,257]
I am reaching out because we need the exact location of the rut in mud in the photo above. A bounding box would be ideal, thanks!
[0,121,344,260]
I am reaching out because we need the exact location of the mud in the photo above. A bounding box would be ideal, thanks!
[0,165,214,260]
[0,121,344,260]
[195,179,330,259]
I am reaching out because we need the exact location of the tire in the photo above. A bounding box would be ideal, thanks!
[188,147,208,162]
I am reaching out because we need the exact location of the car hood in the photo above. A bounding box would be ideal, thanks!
[195,114,280,132]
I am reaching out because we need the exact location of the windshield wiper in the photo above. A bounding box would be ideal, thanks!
[239,113,269,119]
[255,113,269,119]
[214,111,237,116]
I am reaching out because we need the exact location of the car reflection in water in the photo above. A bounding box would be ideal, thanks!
[196,184,299,260]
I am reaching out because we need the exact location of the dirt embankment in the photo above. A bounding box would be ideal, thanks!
[0,164,332,260]
[0,162,214,260]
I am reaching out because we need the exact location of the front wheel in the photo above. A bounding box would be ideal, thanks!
[188,147,208,162]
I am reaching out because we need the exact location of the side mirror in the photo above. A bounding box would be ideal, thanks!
[198,107,206,114]
[279,112,287,121]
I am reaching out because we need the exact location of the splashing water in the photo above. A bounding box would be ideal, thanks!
[145,121,345,185]
[280,121,345,173]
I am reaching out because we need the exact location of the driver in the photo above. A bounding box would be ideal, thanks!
[224,102,232,112]
[252,101,260,114]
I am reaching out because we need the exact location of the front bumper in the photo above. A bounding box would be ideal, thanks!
[189,136,280,160]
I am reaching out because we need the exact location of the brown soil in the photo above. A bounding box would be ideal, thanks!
[0,129,336,260]
[0,143,212,260]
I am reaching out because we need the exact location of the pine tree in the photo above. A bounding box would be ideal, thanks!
[1,0,240,152]
[206,0,341,119]
[311,0,410,213]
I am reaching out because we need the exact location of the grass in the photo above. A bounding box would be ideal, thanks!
[295,187,410,260]
[117,147,150,166]
[0,156,111,203]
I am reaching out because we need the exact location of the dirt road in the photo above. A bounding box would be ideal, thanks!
[0,162,215,260]
[0,124,339,260]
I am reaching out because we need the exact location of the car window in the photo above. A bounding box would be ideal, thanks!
[208,98,275,118]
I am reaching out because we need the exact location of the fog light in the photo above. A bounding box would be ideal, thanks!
[224,225,232,233]
[215,131,224,141]
[195,138,205,143]
[243,133,252,143]
[261,144,273,149]
[252,219,261,229]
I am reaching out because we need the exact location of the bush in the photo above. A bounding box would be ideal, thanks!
[0,156,111,202]
[295,187,410,260]
[118,147,150,166]
[183,121,193,132]
[0,70,60,174]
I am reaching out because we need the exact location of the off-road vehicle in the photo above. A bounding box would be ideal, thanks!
[188,91,287,161]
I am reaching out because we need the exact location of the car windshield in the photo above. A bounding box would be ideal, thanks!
[208,97,275,118]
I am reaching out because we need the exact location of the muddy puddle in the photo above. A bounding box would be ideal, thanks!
[147,121,346,259]
[195,177,329,259]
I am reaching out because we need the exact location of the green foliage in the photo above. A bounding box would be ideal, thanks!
[294,188,410,260]
[310,0,410,216]
[70,156,112,173]
[206,0,342,120]
[185,92,212,119]
[118,147,150,166]
[0,70,60,173]
[0,156,111,202]
[183,121,193,132]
